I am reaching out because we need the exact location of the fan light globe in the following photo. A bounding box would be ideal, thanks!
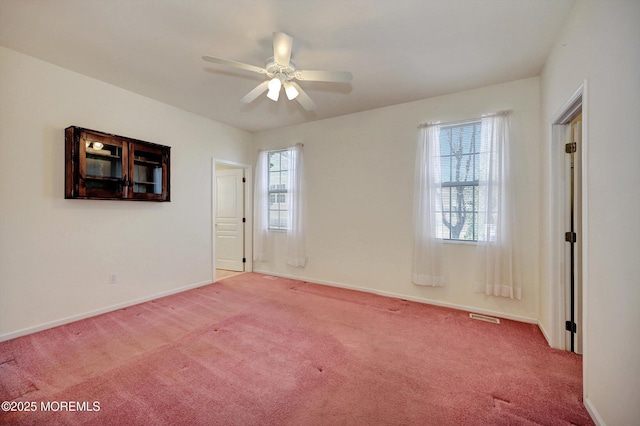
[268,77,281,92]
[266,87,280,101]
[284,83,299,100]
[267,77,282,101]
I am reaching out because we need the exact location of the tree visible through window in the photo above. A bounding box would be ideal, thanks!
[268,150,289,230]
[438,121,481,241]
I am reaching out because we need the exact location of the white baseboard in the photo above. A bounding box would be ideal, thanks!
[0,280,213,343]
[538,321,553,346]
[584,397,605,426]
[253,269,538,325]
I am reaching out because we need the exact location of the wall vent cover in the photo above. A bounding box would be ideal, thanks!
[469,313,500,324]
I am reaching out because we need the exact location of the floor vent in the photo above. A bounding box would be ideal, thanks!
[469,313,500,324]
[262,275,279,280]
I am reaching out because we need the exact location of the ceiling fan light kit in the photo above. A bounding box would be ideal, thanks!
[202,32,352,110]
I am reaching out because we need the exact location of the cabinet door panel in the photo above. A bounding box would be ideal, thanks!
[128,142,169,201]
[78,131,127,199]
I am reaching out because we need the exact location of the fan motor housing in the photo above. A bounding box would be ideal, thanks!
[265,57,297,81]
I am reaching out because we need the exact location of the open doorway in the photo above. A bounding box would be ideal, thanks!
[213,160,252,281]
[563,112,583,354]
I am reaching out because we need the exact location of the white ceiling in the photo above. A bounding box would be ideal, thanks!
[0,0,574,133]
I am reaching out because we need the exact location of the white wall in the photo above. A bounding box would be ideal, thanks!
[0,47,253,339]
[253,77,540,322]
[539,1,640,424]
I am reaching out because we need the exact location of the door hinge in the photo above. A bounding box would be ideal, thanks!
[242,177,246,183]
[565,321,577,333]
[242,218,246,223]
[565,232,577,243]
[242,258,246,263]
[565,142,577,154]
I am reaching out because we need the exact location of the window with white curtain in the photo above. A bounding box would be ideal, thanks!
[413,111,519,298]
[253,144,306,267]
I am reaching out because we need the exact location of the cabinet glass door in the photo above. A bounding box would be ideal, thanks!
[79,132,126,198]
[129,143,167,200]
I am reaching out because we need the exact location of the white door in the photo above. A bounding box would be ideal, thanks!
[215,168,244,271]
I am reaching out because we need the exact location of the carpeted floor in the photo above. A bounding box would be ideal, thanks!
[0,273,593,425]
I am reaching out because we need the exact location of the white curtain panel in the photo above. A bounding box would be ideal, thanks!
[475,111,521,299]
[253,150,269,262]
[412,125,446,286]
[286,144,306,267]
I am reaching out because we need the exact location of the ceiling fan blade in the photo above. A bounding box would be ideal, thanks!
[295,69,353,83]
[241,81,270,104]
[273,32,293,66]
[289,82,316,111]
[202,55,266,75]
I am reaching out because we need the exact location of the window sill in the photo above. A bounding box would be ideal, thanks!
[443,239,477,246]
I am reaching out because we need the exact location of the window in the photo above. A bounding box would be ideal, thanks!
[267,150,289,230]
[437,121,481,241]
[413,112,515,292]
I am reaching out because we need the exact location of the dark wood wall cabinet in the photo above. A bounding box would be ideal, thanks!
[65,126,170,201]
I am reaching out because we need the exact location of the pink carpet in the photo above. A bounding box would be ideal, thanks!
[1,273,593,425]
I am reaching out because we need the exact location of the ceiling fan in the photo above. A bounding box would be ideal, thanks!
[202,32,352,110]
